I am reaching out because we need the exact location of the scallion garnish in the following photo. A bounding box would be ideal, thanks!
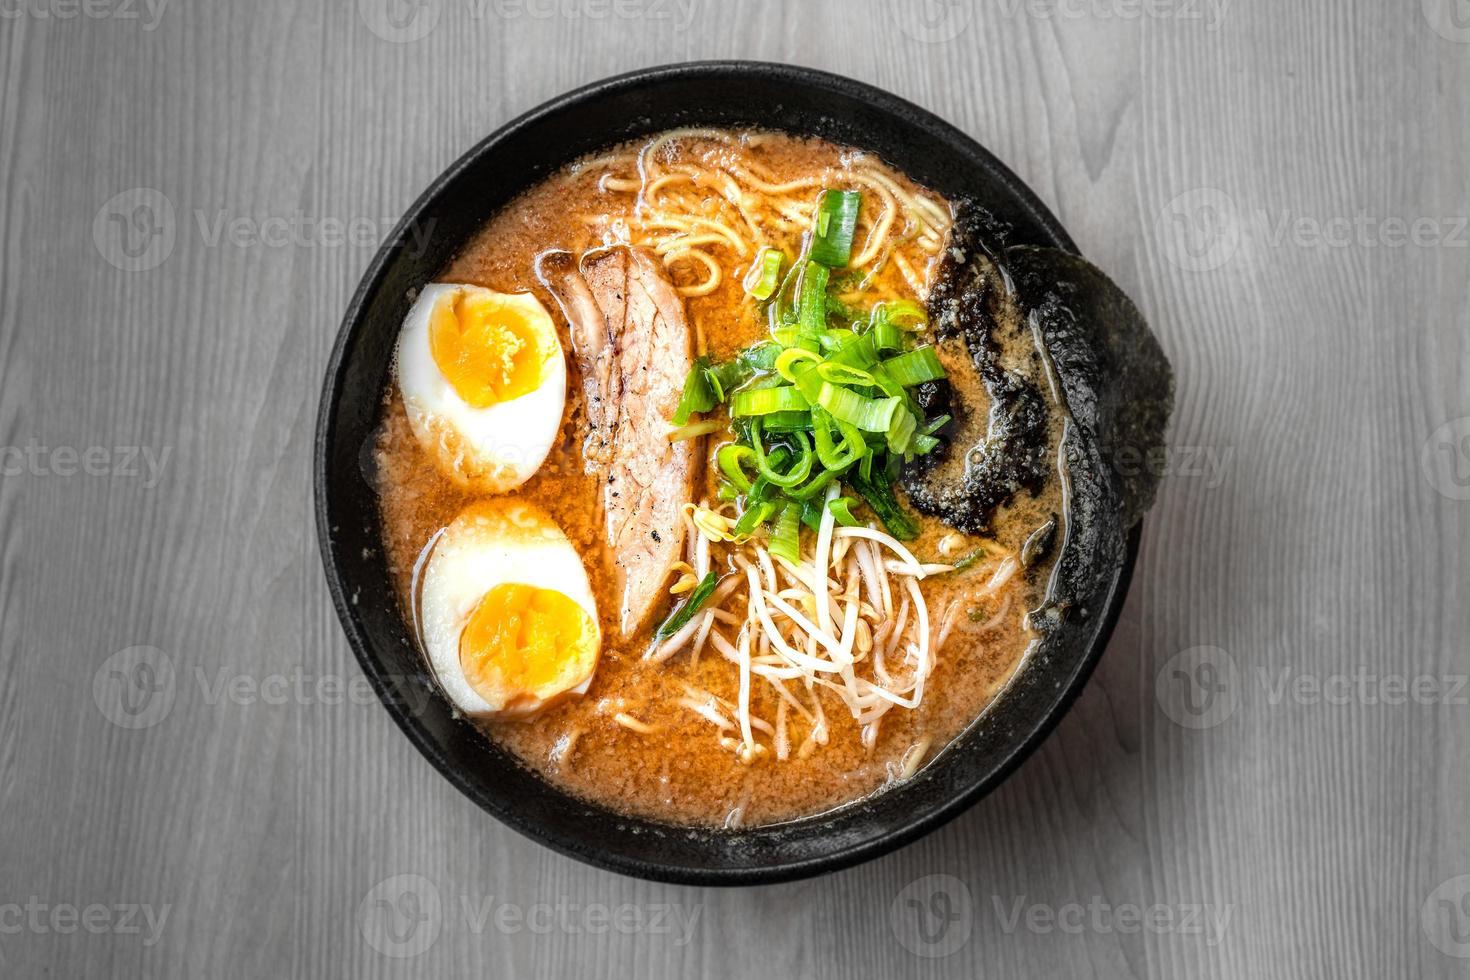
[672,356,717,425]
[910,433,941,455]
[795,261,830,350]
[757,409,812,432]
[811,406,865,470]
[849,467,921,541]
[665,185,948,541]
[717,444,756,492]
[730,385,809,417]
[668,419,724,442]
[881,347,947,386]
[827,496,862,527]
[817,383,901,433]
[886,407,918,454]
[810,190,862,267]
[950,545,990,572]
[872,299,928,330]
[774,346,822,382]
[655,572,719,640]
[768,503,802,563]
[746,247,785,300]
[733,499,779,537]
[751,423,815,488]
[872,320,903,354]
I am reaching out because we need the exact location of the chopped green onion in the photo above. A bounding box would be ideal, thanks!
[768,504,802,562]
[818,328,856,352]
[741,371,788,393]
[790,361,825,405]
[655,572,718,639]
[733,499,778,537]
[951,545,990,571]
[771,260,804,328]
[817,383,902,432]
[731,385,809,417]
[795,261,830,350]
[872,319,903,354]
[676,208,949,557]
[872,299,928,330]
[672,356,716,425]
[849,468,920,540]
[758,410,813,432]
[869,362,917,415]
[668,420,724,442]
[881,347,947,386]
[707,343,778,400]
[835,415,869,455]
[775,346,823,382]
[810,190,862,267]
[812,406,867,470]
[751,425,815,488]
[886,406,918,454]
[827,496,862,527]
[746,247,784,300]
[828,333,878,369]
[717,444,757,492]
[911,433,940,454]
[815,360,876,388]
[745,446,790,504]
[787,467,843,500]
[744,342,781,371]
[920,414,951,435]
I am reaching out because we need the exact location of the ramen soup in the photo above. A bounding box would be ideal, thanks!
[372,129,1071,827]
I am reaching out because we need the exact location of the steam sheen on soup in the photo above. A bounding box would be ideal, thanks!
[372,129,1066,827]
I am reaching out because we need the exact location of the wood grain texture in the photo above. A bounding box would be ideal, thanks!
[1,0,1467,976]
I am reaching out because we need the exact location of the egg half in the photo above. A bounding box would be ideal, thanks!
[395,283,566,492]
[417,499,601,719]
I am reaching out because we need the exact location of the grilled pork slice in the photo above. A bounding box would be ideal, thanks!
[536,245,696,638]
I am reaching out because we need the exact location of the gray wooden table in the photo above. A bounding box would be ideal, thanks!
[3,0,1468,976]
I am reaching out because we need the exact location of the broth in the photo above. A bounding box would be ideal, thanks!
[372,130,1064,827]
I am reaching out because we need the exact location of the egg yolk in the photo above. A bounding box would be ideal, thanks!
[430,291,546,408]
[459,583,597,703]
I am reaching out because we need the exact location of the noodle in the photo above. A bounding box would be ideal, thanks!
[586,131,951,303]
[661,247,722,297]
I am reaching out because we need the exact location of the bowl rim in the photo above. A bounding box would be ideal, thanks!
[314,60,1141,885]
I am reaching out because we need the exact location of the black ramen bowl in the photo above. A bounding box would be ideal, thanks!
[316,61,1144,885]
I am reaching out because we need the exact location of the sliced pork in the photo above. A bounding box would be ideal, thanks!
[536,245,697,638]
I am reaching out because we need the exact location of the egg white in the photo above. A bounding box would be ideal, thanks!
[395,283,566,492]
[417,500,600,718]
